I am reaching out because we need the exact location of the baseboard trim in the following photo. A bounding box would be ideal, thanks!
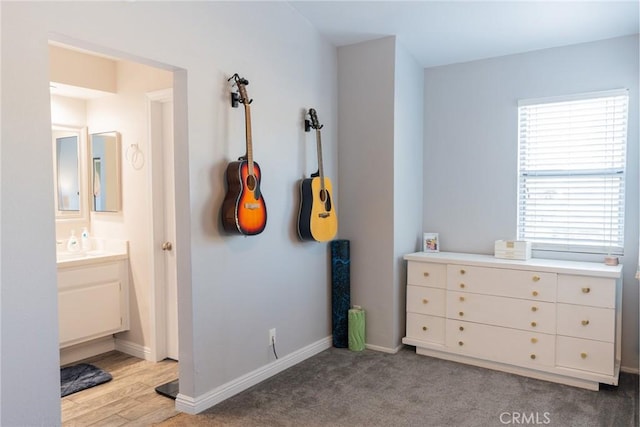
[621,365,639,374]
[115,338,152,361]
[365,343,403,354]
[60,336,115,365]
[175,336,332,414]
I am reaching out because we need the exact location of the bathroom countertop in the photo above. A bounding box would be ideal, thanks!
[57,250,129,268]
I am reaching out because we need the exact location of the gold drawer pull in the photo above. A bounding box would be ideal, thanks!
[532,290,539,297]
[581,352,588,359]
[530,354,536,360]
[458,341,464,346]
[459,283,466,289]
[460,269,466,275]
[531,337,538,344]
[422,298,429,304]
[581,320,590,326]
[423,272,430,277]
[582,287,591,294]
[531,306,538,312]
[459,311,464,317]
[532,275,540,282]
[459,296,465,302]
[422,326,428,331]
[531,321,537,327]
[459,326,464,331]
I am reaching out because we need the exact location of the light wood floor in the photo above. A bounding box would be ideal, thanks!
[61,351,180,426]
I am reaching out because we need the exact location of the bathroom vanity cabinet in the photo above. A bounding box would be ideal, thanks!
[403,251,622,390]
[58,254,130,348]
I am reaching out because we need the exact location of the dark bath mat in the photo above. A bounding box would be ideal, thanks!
[60,363,112,397]
[156,379,179,400]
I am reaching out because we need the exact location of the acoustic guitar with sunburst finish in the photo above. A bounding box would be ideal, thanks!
[297,108,337,242]
[221,74,267,235]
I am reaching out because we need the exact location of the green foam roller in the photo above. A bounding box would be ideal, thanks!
[348,306,365,352]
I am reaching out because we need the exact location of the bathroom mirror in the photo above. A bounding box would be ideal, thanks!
[91,131,121,212]
[52,126,86,218]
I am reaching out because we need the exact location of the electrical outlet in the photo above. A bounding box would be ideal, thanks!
[269,328,276,346]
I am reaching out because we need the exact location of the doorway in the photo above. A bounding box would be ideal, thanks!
[50,40,182,383]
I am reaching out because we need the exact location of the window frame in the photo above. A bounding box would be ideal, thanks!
[516,89,628,255]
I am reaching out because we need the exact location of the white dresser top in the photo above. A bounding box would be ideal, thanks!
[404,252,623,278]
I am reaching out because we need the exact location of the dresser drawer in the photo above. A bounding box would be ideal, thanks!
[556,336,614,375]
[406,313,445,344]
[447,291,555,334]
[557,304,615,342]
[446,320,555,368]
[407,286,446,316]
[408,262,447,288]
[557,275,616,308]
[447,265,556,302]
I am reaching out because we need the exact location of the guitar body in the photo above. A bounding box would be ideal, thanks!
[297,176,337,242]
[221,159,267,235]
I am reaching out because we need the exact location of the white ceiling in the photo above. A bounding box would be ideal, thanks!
[288,1,640,68]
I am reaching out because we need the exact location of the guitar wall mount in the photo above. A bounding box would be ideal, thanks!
[228,73,251,108]
[231,92,240,108]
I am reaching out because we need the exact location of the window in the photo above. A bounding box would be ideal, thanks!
[517,89,628,255]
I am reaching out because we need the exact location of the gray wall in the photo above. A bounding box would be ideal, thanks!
[338,37,424,351]
[1,2,337,424]
[423,35,639,370]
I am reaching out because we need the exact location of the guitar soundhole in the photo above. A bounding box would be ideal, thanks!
[246,174,256,191]
[319,189,327,202]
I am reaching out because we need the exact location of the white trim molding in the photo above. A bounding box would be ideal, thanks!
[115,338,152,361]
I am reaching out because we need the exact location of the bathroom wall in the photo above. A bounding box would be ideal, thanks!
[51,48,173,355]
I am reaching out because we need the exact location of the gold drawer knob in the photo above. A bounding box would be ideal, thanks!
[582,287,591,294]
[581,320,590,326]
[532,290,539,297]
[531,306,538,312]
[531,337,538,344]
[422,326,428,331]
[422,298,429,304]
[531,321,537,327]
[459,326,464,331]
[423,272,430,277]
[458,341,464,346]
[530,354,536,360]
[459,311,464,317]
[459,283,466,289]
[459,296,465,302]
[532,275,540,282]
[460,269,466,275]
[581,352,588,359]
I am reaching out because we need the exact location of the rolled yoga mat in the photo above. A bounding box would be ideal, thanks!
[331,239,350,348]
[348,306,365,351]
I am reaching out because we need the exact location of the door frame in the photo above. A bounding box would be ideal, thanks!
[147,88,177,362]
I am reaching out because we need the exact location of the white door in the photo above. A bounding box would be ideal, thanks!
[162,100,178,360]
[148,89,178,361]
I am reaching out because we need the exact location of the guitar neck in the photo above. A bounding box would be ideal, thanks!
[244,102,254,175]
[315,129,325,190]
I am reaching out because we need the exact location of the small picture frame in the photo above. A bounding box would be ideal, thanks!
[423,233,439,253]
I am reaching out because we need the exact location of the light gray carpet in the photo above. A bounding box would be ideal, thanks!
[158,346,638,427]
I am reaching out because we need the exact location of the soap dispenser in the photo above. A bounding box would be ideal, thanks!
[67,230,80,252]
[81,227,90,251]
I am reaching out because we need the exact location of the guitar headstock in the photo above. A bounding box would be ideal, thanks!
[308,108,323,130]
[229,73,252,105]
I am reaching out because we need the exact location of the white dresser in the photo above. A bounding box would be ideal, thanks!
[402,252,623,390]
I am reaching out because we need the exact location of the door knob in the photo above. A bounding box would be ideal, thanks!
[162,242,173,251]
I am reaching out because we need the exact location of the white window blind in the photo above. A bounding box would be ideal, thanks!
[517,89,628,255]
